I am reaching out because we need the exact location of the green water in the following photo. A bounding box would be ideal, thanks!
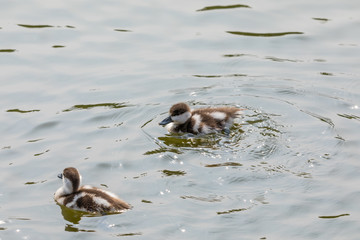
[1,0,359,239]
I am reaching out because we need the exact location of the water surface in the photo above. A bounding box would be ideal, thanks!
[0,0,359,239]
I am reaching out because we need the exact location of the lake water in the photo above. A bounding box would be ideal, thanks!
[1,0,360,239]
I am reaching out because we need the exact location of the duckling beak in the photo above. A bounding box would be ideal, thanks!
[159,116,173,126]
[57,173,63,179]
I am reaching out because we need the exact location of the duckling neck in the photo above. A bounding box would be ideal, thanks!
[54,186,68,198]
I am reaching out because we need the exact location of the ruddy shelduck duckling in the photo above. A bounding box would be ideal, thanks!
[159,102,243,134]
[54,167,130,214]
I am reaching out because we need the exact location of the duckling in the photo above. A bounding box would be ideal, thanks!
[159,102,243,134]
[54,167,130,214]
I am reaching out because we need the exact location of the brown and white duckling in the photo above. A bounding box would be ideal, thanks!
[159,102,243,134]
[54,167,130,214]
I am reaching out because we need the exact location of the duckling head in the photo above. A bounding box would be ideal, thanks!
[58,167,82,194]
[159,102,191,126]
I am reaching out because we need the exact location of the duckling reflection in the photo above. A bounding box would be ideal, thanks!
[59,204,88,224]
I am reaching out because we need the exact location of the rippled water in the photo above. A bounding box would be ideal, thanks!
[1,0,360,239]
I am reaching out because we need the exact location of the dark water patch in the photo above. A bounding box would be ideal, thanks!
[17,24,54,28]
[205,162,243,168]
[25,180,47,185]
[6,108,40,113]
[34,149,50,156]
[65,25,75,28]
[0,49,16,53]
[52,45,65,48]
[318,213,350,219]
[313,17,331,22]
[227,31,304,37]
[320,72,333,76]
[27,138,44,143]
[161,169,186,176]
[63,102,130,112]
[314,59,327,62]
[337,113,360,122]
[157,135,221,149]
[197,4,251,12]
[193,74,247,78]
[223,53,253,58]
[8,217,31,221]
[98,122,122,129]
[115,232,142,237]
[193,74,222,78]
[144,146,183,155]
[181,195,223,202]
[258,126,281,137]
[133,173,148,179]
[217,208,247,215]
[114,29,132,32]
[265,56,302,63]
[65,224,96,232]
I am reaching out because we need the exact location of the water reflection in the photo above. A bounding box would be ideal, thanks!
[337,113,360,122]
[114,29,132,32]
[312,17,331,23]
[318,214,350,219]
[217,208,248,215]
[6,108,40,113]
[114,232,142,237]
[144,131,243,156]
[17,24,54,28]
[0,49,16,53]
[58,204,128,233]
[52,45,65,48]
[204,162,242,168]
[63,102,131,112]
[226,31,304,37]
[65,224,95,232]
[161,169,186,176]
[143,128,231,155]
[197,4,251,12]
[193,74,247,78]
[58,204,90,224]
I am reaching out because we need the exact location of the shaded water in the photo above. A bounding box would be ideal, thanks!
[1,0,360,239]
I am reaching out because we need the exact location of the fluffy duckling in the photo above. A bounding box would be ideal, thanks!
[54,167,130,214]
[159,102,243,134]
